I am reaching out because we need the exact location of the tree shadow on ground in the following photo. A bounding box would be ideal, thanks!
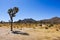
[12,31,29,36]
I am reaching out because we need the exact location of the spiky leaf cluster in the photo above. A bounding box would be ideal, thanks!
[8,7,19,17]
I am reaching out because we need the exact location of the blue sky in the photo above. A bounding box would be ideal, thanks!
[0,0,60,22]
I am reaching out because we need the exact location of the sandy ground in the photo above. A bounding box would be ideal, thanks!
[0,27,60,40]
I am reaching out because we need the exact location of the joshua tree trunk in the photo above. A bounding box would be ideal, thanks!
[10,17,13,31]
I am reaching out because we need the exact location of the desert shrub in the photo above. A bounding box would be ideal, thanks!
[0,25,2,27]
[33,27,36,29]
[45,27,48,29]
[48,24,53,27]
[39,24,42,26]
[17,26,19,28]
[56,29,59,31]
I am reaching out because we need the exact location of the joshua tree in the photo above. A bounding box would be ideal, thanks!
[8,7,19,31]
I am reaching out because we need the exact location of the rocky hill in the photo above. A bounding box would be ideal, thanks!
[39,17,60,24]
[14,17,60,24]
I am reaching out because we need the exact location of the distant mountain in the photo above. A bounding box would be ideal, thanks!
[39,17,60,24]
[15,17,60,24]
[16,18,36,23]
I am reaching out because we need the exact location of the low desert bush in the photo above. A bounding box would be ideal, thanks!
[39,24,42,26]
[0,25,2,27]
[48,24,53,27]
[45,27,48,29]
[56,29,59,31]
